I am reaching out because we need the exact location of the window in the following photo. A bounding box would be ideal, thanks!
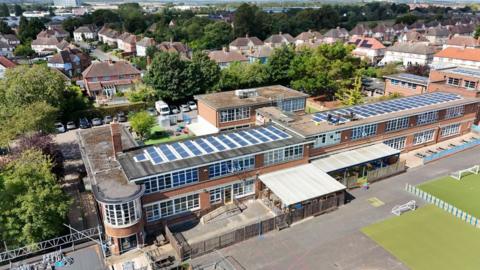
[385,117,409,132]
[464,80,476,89]
[280,98,306,112]
[384,137,406,150]
[233,179,255,198]
[144,168,198,194]
[144,194,200,222]
[445,106,464,119]
[209,187,223,204]
[351,124,377,140]
[447,77,460,86]
[208,156,255,178]
[264,145,304,166]
[314,131,341,148]
[390,79,399,85]
[413,130,436,145]
[219,107,250,123]
[441,123,461,137]
[416,111,438,125]
[104,200,140,227]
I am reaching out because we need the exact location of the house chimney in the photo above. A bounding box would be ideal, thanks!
[111,123,122,155]
[169,37,173,45]
[245,33,249,38]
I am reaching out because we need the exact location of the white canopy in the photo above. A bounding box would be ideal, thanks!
[259,164,346,206]
[312,143,400,173]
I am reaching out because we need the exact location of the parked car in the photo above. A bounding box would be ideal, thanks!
[180,104,190,112]
[66,121,76,130]
[55,122,65,133]
[188,101,197,110]
[92,118,103,126]
[104,115,113,124]
[170,105,179,114]
[117,112,127,122]
[147,107,157,116]
[155,100,170,116]
[79,118,91,129]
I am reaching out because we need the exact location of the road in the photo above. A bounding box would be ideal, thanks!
[91,48,120,62]
[191,146,480,270]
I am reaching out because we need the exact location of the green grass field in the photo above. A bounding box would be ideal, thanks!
[417,173,480,217]
[362,205,480,270]
[144,125,193,145]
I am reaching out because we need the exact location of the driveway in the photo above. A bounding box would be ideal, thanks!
[91,48,120,62]
[191,146,480,270]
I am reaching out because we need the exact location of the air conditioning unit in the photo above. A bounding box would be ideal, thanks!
[235,89,258,99]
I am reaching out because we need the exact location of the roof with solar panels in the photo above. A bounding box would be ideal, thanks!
[256,92,480,138]
[383,73,429,86]
[118,125,308,181]
[434,67,480,80]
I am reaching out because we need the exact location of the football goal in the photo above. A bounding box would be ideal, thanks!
[451,165,480,180]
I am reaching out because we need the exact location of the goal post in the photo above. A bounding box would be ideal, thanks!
[451,165,480,180]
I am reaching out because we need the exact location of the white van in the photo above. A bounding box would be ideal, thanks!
[155,100,170,116]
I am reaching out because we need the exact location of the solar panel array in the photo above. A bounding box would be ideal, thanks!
[449,68,480,78]
[396,73,429,83]
[134,125,291,165]
[312,92,462,124]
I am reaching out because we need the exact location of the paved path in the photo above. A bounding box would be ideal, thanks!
[191,146,480,270]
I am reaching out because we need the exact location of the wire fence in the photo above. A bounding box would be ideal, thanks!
[405,183,480,228]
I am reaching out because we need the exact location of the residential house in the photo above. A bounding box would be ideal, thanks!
[424,27,450,46]
[380,43,436,67]
[0,56,16,78]
[117,32,137,53]
[47,47,91,78]
[82,60,141,98]
[37,25,69,39]
[156,41,190,59]
[229,35,264,54]
[208,48,248,69]
[348,37,386,64]
[443,35,480,49]
[398,31,429,44]
[322,27,349,43]
[31,36,65,54]
[0,41,13,58]
[136,37,156,57]
[294,30,322,46]
[408,21,426,32]
[448,23,475,36]
[98,26,119,46]
[73,26,97,42]
[246,46,272,64]
[428,67,480,97]
[0,34,20,47]
[264,32,294,48]
[372,23,395,42]
[383,73,429,96]
[349,23,372,38]
[392,23,408,36]
[432,47,480,69]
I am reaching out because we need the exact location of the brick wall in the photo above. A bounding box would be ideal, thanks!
[385,78,427,96]
[428,69,480,98]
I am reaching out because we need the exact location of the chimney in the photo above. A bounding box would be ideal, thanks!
[169,37,173,45]
[245,33,249,38]
[111,123,122,155]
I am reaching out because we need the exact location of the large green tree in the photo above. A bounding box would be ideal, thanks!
[335,76,364,106]
[18,16,45,43]
[219,61,269,90]
[0,149,71,247]
[14,4,23,16]
[0,3,9,17]
[267,45,296,85]
[193,21,233,50]
[0,20,13,34]
[130,111,156,140]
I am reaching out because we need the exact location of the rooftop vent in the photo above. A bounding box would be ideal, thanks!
[235,89,258,99]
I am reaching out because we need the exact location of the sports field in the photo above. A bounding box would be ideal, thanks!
[417,172,480,217]
[362,205,480,270]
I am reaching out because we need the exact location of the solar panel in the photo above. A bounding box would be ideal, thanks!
[246,129,270,142]
[134,153,148,162]
[227,133,249,147]
[171,142,191,158]
[217,135,238,149]
[265,126,290,139]
[195,138,214,153]
[238,130,261,144]
[159,145,177,161]
[183,140,202,156]
[206,137,227,151]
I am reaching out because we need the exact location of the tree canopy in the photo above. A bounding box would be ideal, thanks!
[129,111,156,140]
[18,16,45,43]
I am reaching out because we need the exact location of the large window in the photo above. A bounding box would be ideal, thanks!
[280,98,306,112]
[447,77,460,86]
[208,156,255,179]
[351,124,377,140]
[104,200,140,227]
[464,80,476,89]
[384,137,407,150]
[144,194,200,222]
[264,145,304,166]
[441,123,461,137]
[385,117,409,132]
[413,130,436,145]
[416,111,438,125]
[445,106,464,119]
[144,168,199,194]
[209,180,255,204]
[390,79,416,89]
[219,107,250,123]
[314,131,341,148]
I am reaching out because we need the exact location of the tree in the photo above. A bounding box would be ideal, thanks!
[0,20,13,34]
[233,3,267,38]
[60,85,92,122]
[474,25,480,39]
[0,3,9,17]
[267,45,295,85]
[395,14,418,25]
[14,4,23,16]
[219,61,269,90]
[126,83,157,103]
[335,76,364,106]
[194,21,233,50]
[405,64,430,77]
[129,111,156,140]
[0,149,71,247]
[376,62,400,77]
[13,43,35,57]
[18,16,45,43]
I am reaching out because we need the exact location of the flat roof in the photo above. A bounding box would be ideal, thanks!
[257,92,479,138]
[194,85,309,110]
[259,164,346,206]
[383,73,429,86]
[312,143,400,172]
[439,67,480,78]
[77,125,144,203]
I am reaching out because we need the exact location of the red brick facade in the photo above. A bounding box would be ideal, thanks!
[428,69,480,98]
[385,78,427,96]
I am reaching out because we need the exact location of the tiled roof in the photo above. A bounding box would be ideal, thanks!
[82,61,140,79]
[31,36,61,46]
[323,27,349,38]
[401,31,428,42]
[137,37,155,47]
[208,50,247,63]
[157,41,188,54]
[434,47,480,62]
[446,35,480,47]
[264,33,294,44]
[387,43,436,55]
[349,24,371,36]
[229,36,264,47]
[247,46,272,58]
[348,37,385,50]
[425,27,450,37]
[0,56,16,68]
[74,26,95,33]
[295,30,322,42]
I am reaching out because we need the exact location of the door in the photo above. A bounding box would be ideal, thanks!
[224,187,232,204]
[119,234,137,254]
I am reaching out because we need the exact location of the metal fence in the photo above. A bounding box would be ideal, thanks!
[423,139,480,164]
[168,196,340,261]
[405,183,480,228]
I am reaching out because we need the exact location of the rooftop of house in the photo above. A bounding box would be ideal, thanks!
[295,30,322,42]
[31,36,61,46]
[433,67,480,80]
[383,73,429,86]
[82,60,141,79]
[425,26,450,37]
[446,35,480,47]
[157,41,188,54]
[77,124,143,203]
[348,37,385,50]
[208,49,247,64]
[323,27,349,38]
[434,47,480,62]
[137,37,156,47]
[400,31,429,42]
[256,92,477,138]
[264,33,294,44]
[0,55,16,68]
[246,46,272,58]
[229,35,264,47]
[98,26,119,39]
[349,24,371,36]
[387,42,436,55]
[195,85,309,110]
[74,25,95,33]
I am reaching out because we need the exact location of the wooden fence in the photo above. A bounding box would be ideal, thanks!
[367,160,407,183]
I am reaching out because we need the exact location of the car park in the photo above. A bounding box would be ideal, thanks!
[180,104,190,112]
[117,112,127,122]
[104,115,113,124]
[147,107,157,116]
[55,122,65,133]
[155,100,170,116]
[66,121,76,130]
[188,101,197,110]
[92,118,103,126]
[170,105,180,114]
[79,118,91,129]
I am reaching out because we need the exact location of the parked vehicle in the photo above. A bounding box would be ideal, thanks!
[66,121,76,130]
[147,107,157,116]
[104,115,113,124]
[79,118,91,129]
[180,104,190,112]
[55,122,65,133]
[92,118,103,126]
[117,112,127,122]
[169,105,179,114]
[155,100,170,116]
[188,101,197,110]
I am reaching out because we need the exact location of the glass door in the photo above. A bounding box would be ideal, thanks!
[224,187,232,204]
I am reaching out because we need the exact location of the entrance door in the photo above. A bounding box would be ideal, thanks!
[119,234,137,254]
[224,187,232,204]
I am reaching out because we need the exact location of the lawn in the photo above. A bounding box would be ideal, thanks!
[417,173,480,217]
[362,205,480,270]
[144,125,193,145]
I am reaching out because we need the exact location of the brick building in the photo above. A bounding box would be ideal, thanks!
[383,73,429,96]
[428,67,480,98]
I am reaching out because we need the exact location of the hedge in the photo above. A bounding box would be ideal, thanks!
[65,102,147,122]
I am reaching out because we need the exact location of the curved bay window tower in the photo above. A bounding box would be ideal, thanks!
[78,123,145,255]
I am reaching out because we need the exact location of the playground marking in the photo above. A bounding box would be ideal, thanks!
[367,197,385,207]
